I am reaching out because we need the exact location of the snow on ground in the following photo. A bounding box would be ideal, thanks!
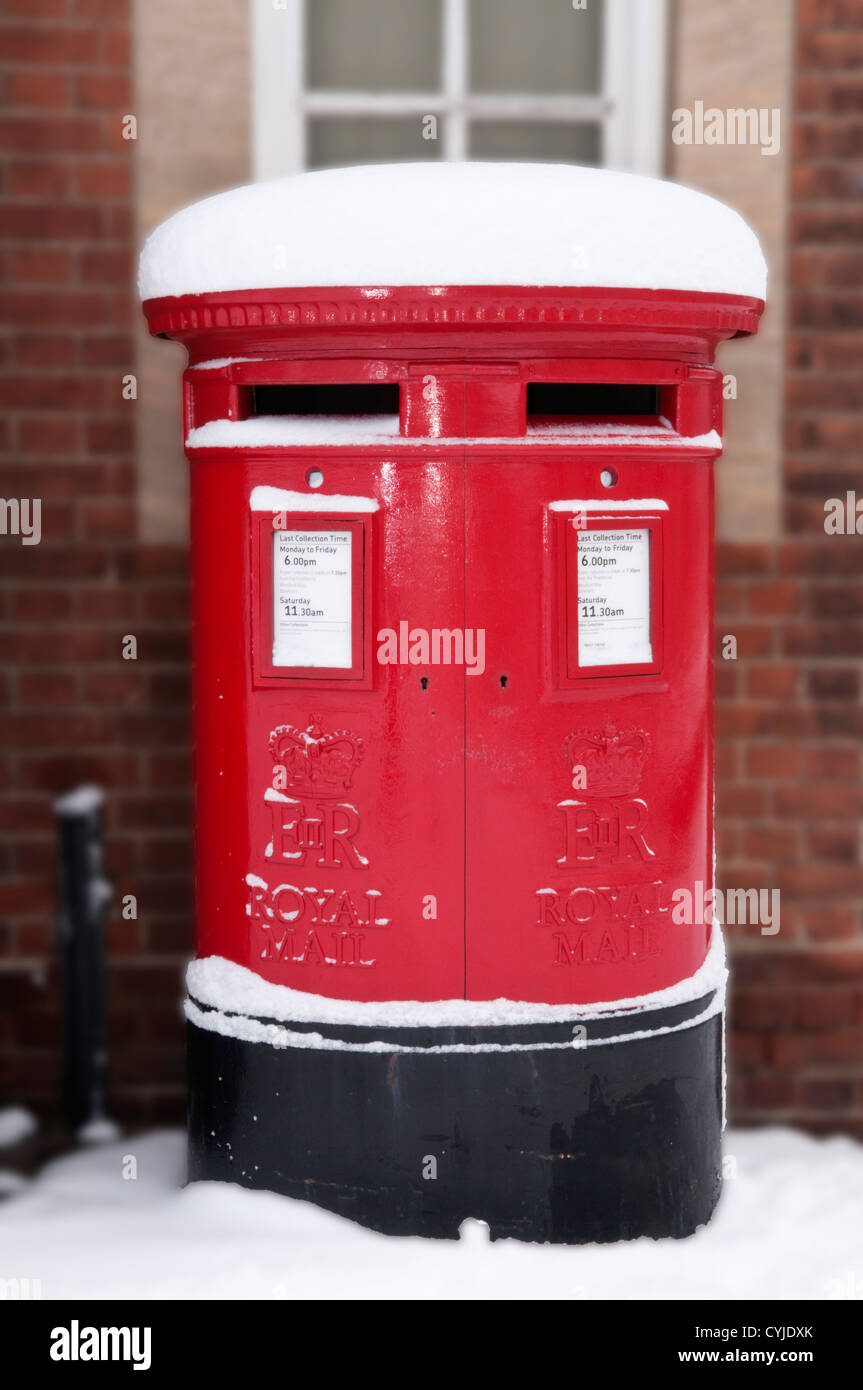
[0,1127,860,1300]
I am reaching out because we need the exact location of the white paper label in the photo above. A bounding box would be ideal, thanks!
[577,528,652,667]
[272,530,352,668]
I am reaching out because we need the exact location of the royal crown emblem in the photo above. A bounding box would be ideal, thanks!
[269,714,364,798]
[563,724,650,798]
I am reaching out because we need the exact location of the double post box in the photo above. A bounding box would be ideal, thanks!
[142,163,764,1242]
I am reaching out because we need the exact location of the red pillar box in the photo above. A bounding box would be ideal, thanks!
[141,163,765,1243]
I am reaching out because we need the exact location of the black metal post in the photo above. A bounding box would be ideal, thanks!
[55,786,112,1135]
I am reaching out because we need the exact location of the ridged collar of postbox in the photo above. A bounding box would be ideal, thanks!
[138,162,766,352]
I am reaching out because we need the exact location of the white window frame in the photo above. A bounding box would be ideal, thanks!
[253,0,668,180]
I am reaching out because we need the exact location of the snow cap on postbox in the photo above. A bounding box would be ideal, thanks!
[138,161,767,304]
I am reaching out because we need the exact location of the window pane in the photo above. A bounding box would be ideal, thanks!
[306,0,442,92]
[469,0,602,95]
[307,116,443,170]
[469,120,601,165]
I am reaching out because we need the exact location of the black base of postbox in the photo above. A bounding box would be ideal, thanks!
[186,991,724,1244]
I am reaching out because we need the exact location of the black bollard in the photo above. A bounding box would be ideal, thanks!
[55,786,112,1135]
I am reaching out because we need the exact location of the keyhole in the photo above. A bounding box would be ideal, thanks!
[499,675,508,689]
[420,676,429,691]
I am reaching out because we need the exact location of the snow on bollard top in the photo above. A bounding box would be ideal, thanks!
[138,161,767,303]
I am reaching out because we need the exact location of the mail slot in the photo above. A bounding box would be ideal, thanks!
[140,162,765,1243]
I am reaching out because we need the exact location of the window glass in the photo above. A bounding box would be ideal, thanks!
[306,0,442,92]
[469,120,601,164]
[469,0,602,95]
[308,116,443,170]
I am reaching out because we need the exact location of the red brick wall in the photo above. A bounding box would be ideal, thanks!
[721,0,863,1139]
[0,0,861,1136]
[0,0,191,1126]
